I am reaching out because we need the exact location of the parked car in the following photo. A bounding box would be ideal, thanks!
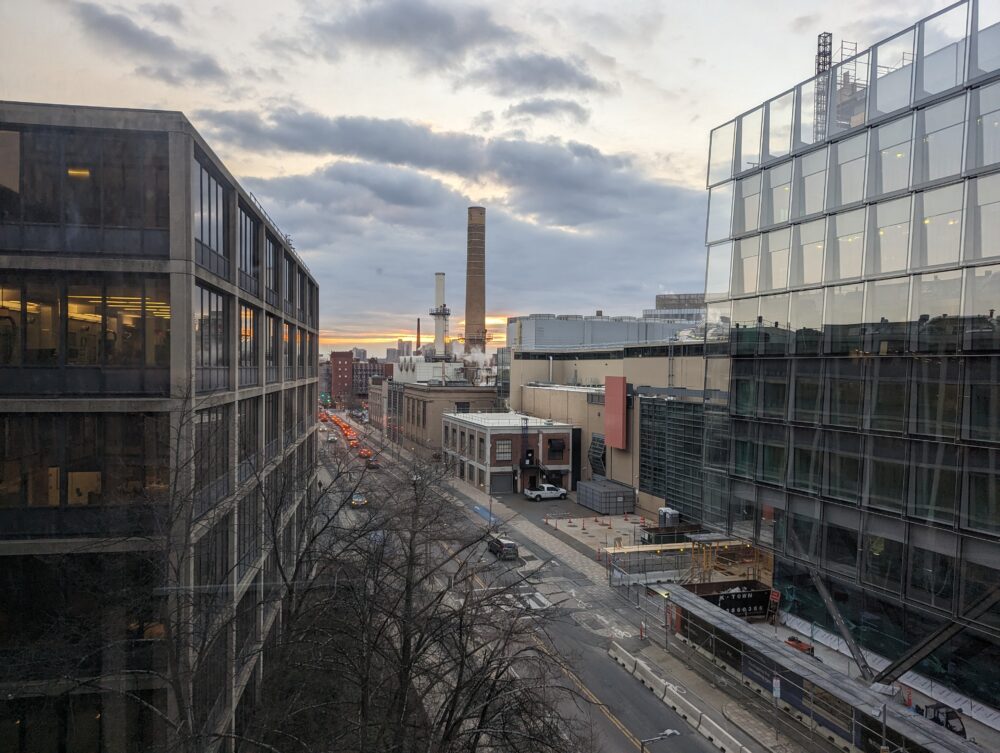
[524,483,567,501]
[486,535,519,561]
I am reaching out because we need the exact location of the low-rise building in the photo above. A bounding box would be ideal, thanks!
[399,382,496,452]
[443,412,573,495]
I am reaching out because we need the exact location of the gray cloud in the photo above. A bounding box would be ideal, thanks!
[194,107,485,175]
[463,53,616,96]
[471,110,496,132]
[194,106,690,227]
[307,0,517,70]
[139,2,184,28]
[504,98,590,125]
[790,14,821,33]
[70,2,226,83]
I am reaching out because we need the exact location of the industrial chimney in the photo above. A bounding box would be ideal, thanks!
[464,206,486,353]
[429,272,450,359]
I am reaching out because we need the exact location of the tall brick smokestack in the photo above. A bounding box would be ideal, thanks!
[464,206,486,353]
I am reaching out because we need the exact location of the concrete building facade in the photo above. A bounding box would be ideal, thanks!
[0,101,319,751]
[506,313,692,351]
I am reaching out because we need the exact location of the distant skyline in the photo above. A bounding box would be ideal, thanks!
[1,0,941,355]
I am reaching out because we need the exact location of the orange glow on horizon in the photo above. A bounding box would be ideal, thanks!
[319,313,513,351]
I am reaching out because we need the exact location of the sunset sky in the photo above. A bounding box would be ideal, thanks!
[1,0,938,355]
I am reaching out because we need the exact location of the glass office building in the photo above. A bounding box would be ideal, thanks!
[0,101,320,751]
[703,2,1000,711]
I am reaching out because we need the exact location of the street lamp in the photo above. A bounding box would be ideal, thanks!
[661,591,671,651]
[640,730,679,752]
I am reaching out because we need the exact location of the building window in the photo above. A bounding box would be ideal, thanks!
[455,401,470,413]
[192,158,228,278]
[792,147,828,220]
[789,428,822,494]
[826,359,863,428]
[862,515,905,593]
[757,423,786,486]
[239,304,258,387]
[910,441,960,524]
[284,322,295,377]
[791,358,823,423]
[759,228,790,293]
[238,206,259,296]
[238,397,259,483]
[969,81,1000,171]
[761,161,791,226]
[284,255,295,314]
[966,447,1000,535]
[825,209,865,282]
[194,404,231,517]
[865,435,907,512]
[824,431,861,503]
[733,174,761,235]
[264,313,279,383]
[265,392,280,459]
[496,439,512,462]
[265,235,280,307]
[828,133,867,209]
[915,95,965,185]
[868,115,913,198]
[869,357,908,433]
[195,283,230,392]
[730,236,759,296]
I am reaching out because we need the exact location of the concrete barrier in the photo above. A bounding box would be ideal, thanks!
[608,641,637,674]
[633,658,667,696]
[663,684,703,728]
[695,714,744,753]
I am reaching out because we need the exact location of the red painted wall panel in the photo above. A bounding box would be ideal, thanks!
[605,376,627,449]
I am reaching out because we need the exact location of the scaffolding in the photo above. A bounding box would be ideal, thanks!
[814,32,832,143]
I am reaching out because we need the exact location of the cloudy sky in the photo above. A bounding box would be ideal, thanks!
[1,0,938,354]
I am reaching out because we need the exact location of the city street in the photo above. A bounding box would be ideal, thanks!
[323,419,726,753]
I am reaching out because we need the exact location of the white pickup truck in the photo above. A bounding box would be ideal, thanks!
[524,483,567,501]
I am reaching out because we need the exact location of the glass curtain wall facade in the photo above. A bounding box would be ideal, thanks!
[704,1,1000,710]
[0,103,320,753]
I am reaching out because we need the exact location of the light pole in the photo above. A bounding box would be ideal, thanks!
[662,591,671,652]
[639,730,679,752]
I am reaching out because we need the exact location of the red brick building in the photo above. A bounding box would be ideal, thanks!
[330,350,352,406]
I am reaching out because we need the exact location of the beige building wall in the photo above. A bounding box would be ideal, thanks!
[399,384,496,451]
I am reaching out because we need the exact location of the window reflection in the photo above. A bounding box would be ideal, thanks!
[910,269,962,352]
[824,283,864,354]
[792,359,823,423]
[912,357,961,437]
[789,219,825,287]
[830,52,870,135]
[825,433,862,503]
[916,96,965,184]
[910,441,960,523]
[866,197,911,276]
[705,241,732,300]
[829,133,867,208]
[871,30,914,117]
[970,81,1000,170]
[767,91,794,160]
[738,107,763,173]
[796,75,825,149]
[63,133,100,226]
[759,359,788,415]
[22,131,60,224]
[730,237,759,297]
[730,297,758,356]
[826,359,864,428]
[917,2,967,99]
[966,446,1000,533]
[761,162,791,226]
[145,278,170,368]
[708,121,735,186]
[963,266,1000,350]
[870,116,913,197]
[967,172,1000,261]
[734,174,761,234]
[826,209,866,281]
[865,438,907,513]
[869,357,909,432]
[792,147,827,218]
[757,424,786,484]
[974,0,1000,77]
[913,183,963,269]
[966,357,1000,442]
[759,229,789,293]
[789,288,824,355]
[864,277,910,355]
[908,527,956,610]
[707,183,734,243]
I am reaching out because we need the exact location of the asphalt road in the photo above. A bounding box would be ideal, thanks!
[322,415,718,753]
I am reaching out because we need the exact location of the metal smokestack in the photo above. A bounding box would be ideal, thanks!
[416,318,421,350]
[464,206,486,353]
[432,272,448,355]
